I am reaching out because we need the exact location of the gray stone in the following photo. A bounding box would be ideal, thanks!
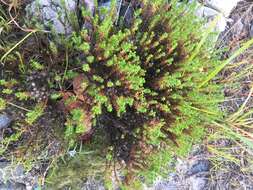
[0,114,12,129]
[193,0,240,33]
[26,0,129,35]
[189,176,208,190]
[82,0,95,14]
[154,181,178,190]
[0,182,26,190]
[187,160,210,176]
[0,162,39,190]
[11,165,24,178]
[26,0,78,34]
[201,0,240,17]
[0,163,24,182]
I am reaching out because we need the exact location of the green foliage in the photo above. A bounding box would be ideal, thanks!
[116,96,134,116]
[50,93,62,100]
[0,79,18,88]
[59,0,224,183]
[46,129,108,190]
[0,98,6,111]
[0,0,227,187]
[46,151,105,189]
[30,59,44,70]
[66,109,87,134]
[2,88,13,95]
[0,130,22,155]
[15,92,30,101]
[25,103,45,125]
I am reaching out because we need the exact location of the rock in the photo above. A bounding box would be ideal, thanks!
[82,0,95,14]
[189,176,208,190]
[81,179,106,190]
[190,145,206,157]
[0,167,26,189]
[195,6,228,32]
[0,162,39,190]
[0,163,24,182]
[11,165,25,178]
[187,160,210,176]
[25,0,241,35]
[0,182,26,190]
[154,181,178,190]
[26,0,133,35]
[194,0,240,33]
[0,114,12,129]
[202,0,240,17]
[26,0,78,34]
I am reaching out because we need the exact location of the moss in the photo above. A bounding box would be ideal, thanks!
[46,129,108,189]
[0,0,224,188]
[59,0,224,184]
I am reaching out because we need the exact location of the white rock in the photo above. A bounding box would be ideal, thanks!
[204,0,240,17]
[195,0,240,33]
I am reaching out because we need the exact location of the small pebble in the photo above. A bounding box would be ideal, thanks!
[0,114,12,129]
[68,150,76,157]
[187,160,210,176]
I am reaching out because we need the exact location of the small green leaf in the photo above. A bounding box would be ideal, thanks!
[25,104,44,125]
[0,98,6,111]
[82,64,90,72]
[2,89,12,94]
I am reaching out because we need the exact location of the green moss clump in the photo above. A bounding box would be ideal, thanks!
[60,0,224,183]
[0,0,224,187]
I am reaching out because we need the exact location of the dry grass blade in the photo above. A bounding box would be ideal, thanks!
[0,31,36,65]
[228,84,253,122]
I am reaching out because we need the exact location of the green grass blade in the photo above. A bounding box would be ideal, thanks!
[199,38,253,88]
[188,16,219,62]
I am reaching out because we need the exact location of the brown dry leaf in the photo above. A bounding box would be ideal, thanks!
[82,108,93,129]
[73,74,89,101]
[61,75,95,138]
[80,109,94,140]
[61,91,82,112]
